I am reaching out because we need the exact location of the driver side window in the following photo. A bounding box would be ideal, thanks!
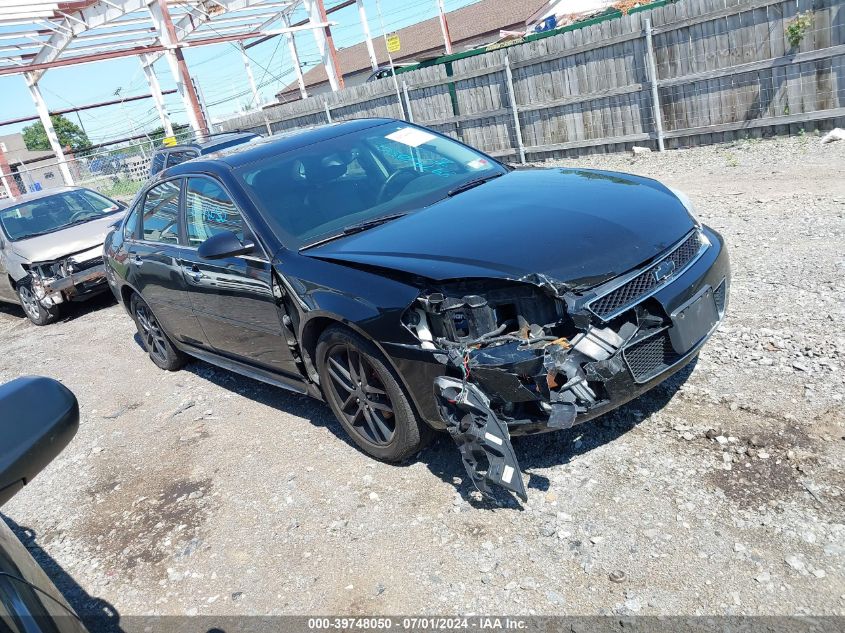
[185,177,243,247]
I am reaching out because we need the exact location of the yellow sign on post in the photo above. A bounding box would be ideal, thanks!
[386,33,401,53]
[162,136,177,147]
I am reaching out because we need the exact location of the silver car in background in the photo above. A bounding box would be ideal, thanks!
[0,187,126,325]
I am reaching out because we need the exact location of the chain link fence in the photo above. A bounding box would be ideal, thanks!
[0,128,194,203]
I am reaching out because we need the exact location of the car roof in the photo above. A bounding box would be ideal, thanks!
[159,131,260,153]
[0,186,91,211]
[166,118,396,175]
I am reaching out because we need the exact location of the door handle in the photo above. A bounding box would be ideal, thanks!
[131,254,143,266]
[185,264,205,283]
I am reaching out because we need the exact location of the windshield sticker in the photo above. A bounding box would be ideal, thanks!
[386,127,436,147]
[467,158,490,170]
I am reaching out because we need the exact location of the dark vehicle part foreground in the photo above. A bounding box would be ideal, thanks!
[0,376,86,632]
[105,119,729,500]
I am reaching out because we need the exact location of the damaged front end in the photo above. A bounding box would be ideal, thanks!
[26,246,109,307]
[404,228,729,500]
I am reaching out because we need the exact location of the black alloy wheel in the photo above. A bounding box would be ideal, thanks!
[325,342,396,445]
[130,294,186,371]
[316,326,432,462]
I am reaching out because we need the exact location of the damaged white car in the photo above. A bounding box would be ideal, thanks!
[0,186,125,325]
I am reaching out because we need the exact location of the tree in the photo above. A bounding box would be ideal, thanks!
[22,115,91,152]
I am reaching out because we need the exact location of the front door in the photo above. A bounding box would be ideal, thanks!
[127,178,205,347]
[180,176,297,375]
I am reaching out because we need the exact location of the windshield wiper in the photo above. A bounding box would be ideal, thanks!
[14,228,60,240]
[447,172,503,197]
[342,212,407,235]
[300,213,407,250]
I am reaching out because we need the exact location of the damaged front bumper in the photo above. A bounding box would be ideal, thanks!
[29,247,108,307]
[404,226,730,499]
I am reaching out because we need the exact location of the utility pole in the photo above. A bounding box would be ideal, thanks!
[375,0,405,120]
[436,0,453,55]
[356,0,378,71]
[148,0,208,139]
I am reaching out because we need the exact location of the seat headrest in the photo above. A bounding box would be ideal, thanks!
[301,154,349,183]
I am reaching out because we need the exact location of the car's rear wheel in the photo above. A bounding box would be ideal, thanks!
[130,293,186,371]
[316,326,432,462]
[16,278,60,326]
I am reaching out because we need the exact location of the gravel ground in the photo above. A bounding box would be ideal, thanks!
[1,134,844,621]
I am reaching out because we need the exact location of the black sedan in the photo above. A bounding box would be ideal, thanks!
[104,118,730,499]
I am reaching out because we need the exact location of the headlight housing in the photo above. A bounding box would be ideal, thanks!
[669,186,701,228]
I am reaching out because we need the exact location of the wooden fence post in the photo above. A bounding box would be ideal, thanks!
[402,80,414,123]
[504,55,527,163]
[324,100,333,123]
[644,18,665,151]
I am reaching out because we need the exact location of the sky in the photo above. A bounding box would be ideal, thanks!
[0,0,479,144]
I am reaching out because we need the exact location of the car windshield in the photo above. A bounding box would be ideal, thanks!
[0,189,121,242]
[235,122,505,249]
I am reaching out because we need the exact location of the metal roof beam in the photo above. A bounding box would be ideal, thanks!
[29,0,150,82]
[147,0,298,63]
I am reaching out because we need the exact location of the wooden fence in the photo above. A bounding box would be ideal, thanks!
[218,0,845,160]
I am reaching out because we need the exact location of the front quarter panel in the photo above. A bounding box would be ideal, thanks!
[276,250,447,422]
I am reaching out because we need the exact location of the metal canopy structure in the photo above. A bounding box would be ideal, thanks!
[0,0,349,186]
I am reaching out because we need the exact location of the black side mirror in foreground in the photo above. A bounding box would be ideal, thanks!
[0,376,79,506]
[198,230,255,260]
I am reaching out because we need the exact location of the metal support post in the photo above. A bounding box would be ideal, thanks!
[644,19,665,152]
[504,55,526,164]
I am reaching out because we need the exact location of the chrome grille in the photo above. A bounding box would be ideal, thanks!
[589,231,703,320]
[623,329,681,383]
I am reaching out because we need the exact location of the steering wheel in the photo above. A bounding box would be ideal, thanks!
[68,210,92,223]
[376,168,418,204]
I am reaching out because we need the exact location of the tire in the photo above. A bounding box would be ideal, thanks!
[130,293,186,371]
[16,277,60,326]
[316,325,433,462]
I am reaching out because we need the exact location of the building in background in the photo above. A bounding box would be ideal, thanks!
[275,0,549,101]
[0,133,59,198]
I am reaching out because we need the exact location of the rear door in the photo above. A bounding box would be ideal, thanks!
[126,178,206,347]
[179,175,298,375]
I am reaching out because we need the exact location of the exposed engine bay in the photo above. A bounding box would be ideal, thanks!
[402,231,727,500]
[26,246,108,306]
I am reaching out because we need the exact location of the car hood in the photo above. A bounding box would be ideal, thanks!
[305,168,695,291]
[10,212,124,264]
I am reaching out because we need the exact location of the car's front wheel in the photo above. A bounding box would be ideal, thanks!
[16,277,60,326]
[316,326,432,462]
[130,293,186,371]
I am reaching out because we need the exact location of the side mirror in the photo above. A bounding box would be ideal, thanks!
[0,376,79,506]
[198,230,254,260]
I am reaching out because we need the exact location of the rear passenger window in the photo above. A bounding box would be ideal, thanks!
[166,150,198,168]
[185,177,243,246]
[142,180,181,244]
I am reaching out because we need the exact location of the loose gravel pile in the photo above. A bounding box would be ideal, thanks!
[1,134,843,621]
